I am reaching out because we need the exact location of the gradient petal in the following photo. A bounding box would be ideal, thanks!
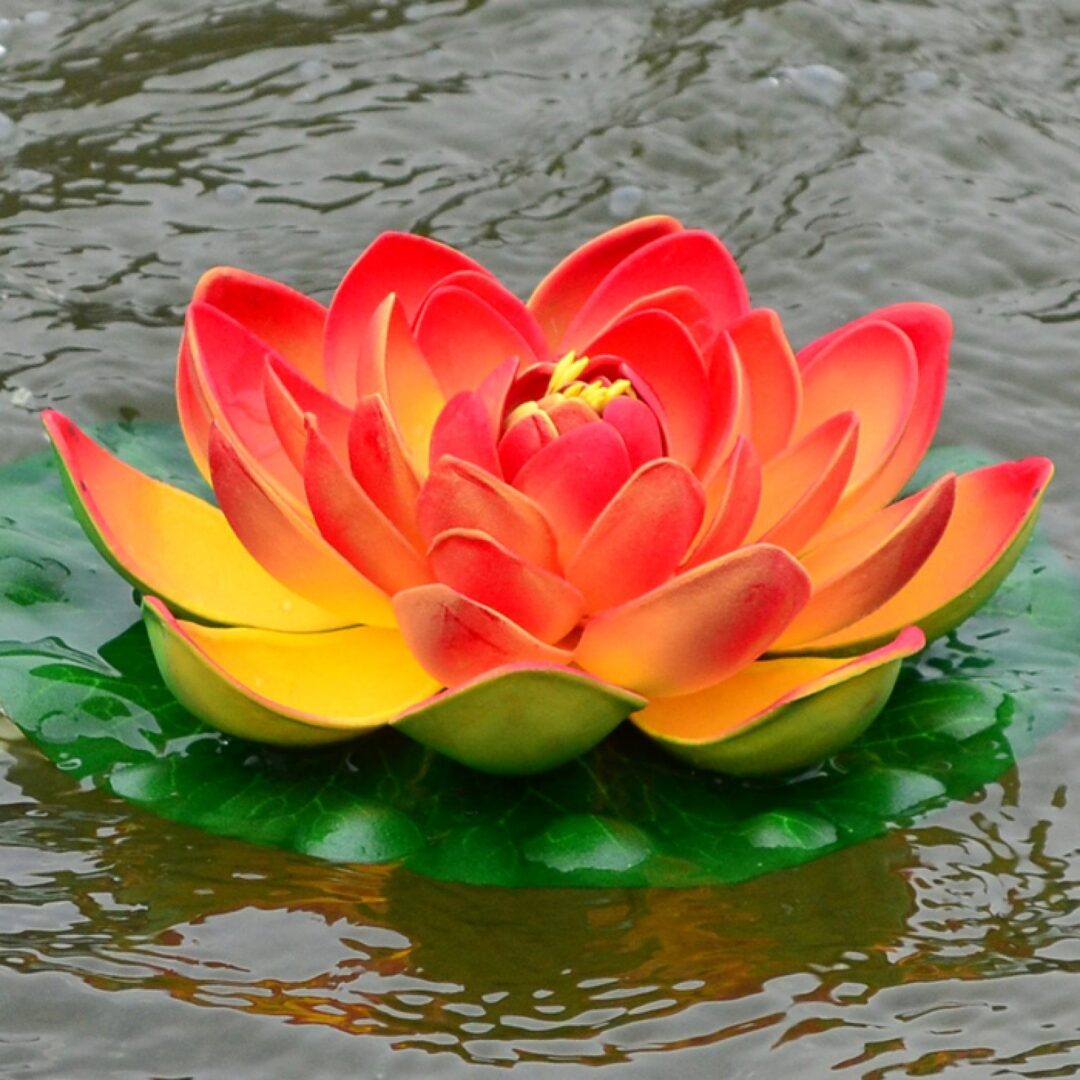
[324,231,487,400]
[684,436,762,567]
[143,597,439,747]
[566,459,705,612]
[693,331,743,476]
[264,353,353,473]
[635,627,925,775]
[513,421,633,563]
[803,303,952,533]
[395,663,645,775]
[527,215,683,347]
[417,456,559,571]
[790,458,1054,654]
[42,413,345,632]
[357,294,445,470]
[304,419,430,595]
[393,584,572,686]
[575,544,811,696]
[563,230,751,352]
[208,424,395,625]
[348,395,423,549]
[428,391,501,476]
[774,474,956,648]
[747,412,859,553]
[587,309,710,464]
[428,529,584,642]
[728,308,802,462]
[795,320,917,501]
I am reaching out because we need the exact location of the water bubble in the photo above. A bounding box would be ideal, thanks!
[214,182,249,204]
[9,387,32,407]
[0,18,13,39]
[779,63,850,109]
[608,184,645,219]
[0,113,15,141]
[24,10,51,27]
[296,58,331,81]
[11,168,49,191]
[0,45,7,60]
[904,69,941,93]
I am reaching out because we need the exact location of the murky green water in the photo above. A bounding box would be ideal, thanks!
[1,0,1079,1074]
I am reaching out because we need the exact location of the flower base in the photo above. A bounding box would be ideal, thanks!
[0,424,1076,888]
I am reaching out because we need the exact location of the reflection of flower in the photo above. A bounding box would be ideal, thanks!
[44,217,1052,775]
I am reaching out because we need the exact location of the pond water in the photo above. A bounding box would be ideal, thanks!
[1,0,1079,1075]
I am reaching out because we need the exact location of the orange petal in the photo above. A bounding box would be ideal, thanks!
[790,457,1054,654]
[359,294,445,470]
[728,309,802,462]
[747,412,859,553]
[428,529,584,643]
[176,329,214,486]
[514,421,633,564]
[323,231,487,400]
[428,391,501,477]
[527,215,683,347]
[418,455,559,571]
[684,436,762,567]
[802,303,952,533]
[795,319,917,504]
[414,285,537,399]
[143,597,439,747]
[774,473,956,648]
[190,265,327,387]
[575,544,811,696]
[562,229,751,352]
[348,395,423,549]
[304,419,430,595]
[566,459,706,612]
[587,309,710,464]
[635,627,925,775]
[42,412,345,632]
[264,354,353,473]
[393,584,572,686]
[185,302,308,514]
[208,424,395,625]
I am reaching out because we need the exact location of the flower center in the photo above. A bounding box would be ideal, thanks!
[504,351,634,431]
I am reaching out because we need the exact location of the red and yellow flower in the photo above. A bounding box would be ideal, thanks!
[43,217,1053,775]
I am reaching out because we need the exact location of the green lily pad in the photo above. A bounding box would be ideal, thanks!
[0,423,1076,888]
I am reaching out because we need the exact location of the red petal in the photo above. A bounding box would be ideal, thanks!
[527,215,683,348]
[728,308,802,462]
[498,409,558,482]
[323,231,487,401]
[694,331,743,476]
[513,421,633,564]
[433,270,551,361]
[428,391,501,476]
[575,544,811,696]
[429,528,584,643]
[566,459,706,612]
[418,455,559,571]
[264,353,352,473]
[562,230,751,352]
[191,266,327,387]
[304,419,430,595]
[601,395,665,469]
[393,584,573,687]
[348,395,423,549]
[587,309,710,465]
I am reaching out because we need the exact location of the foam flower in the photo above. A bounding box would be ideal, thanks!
[43,217,1053,775]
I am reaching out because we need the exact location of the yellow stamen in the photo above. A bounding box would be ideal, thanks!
[548,351,590,394]
[504,399,542,430]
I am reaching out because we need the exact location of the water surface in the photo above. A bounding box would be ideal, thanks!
[2,0,1079,1074]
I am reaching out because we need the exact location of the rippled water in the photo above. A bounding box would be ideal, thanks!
[2,0,1079,1074]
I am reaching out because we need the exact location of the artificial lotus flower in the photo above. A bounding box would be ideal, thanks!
[43,217,1053,776]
